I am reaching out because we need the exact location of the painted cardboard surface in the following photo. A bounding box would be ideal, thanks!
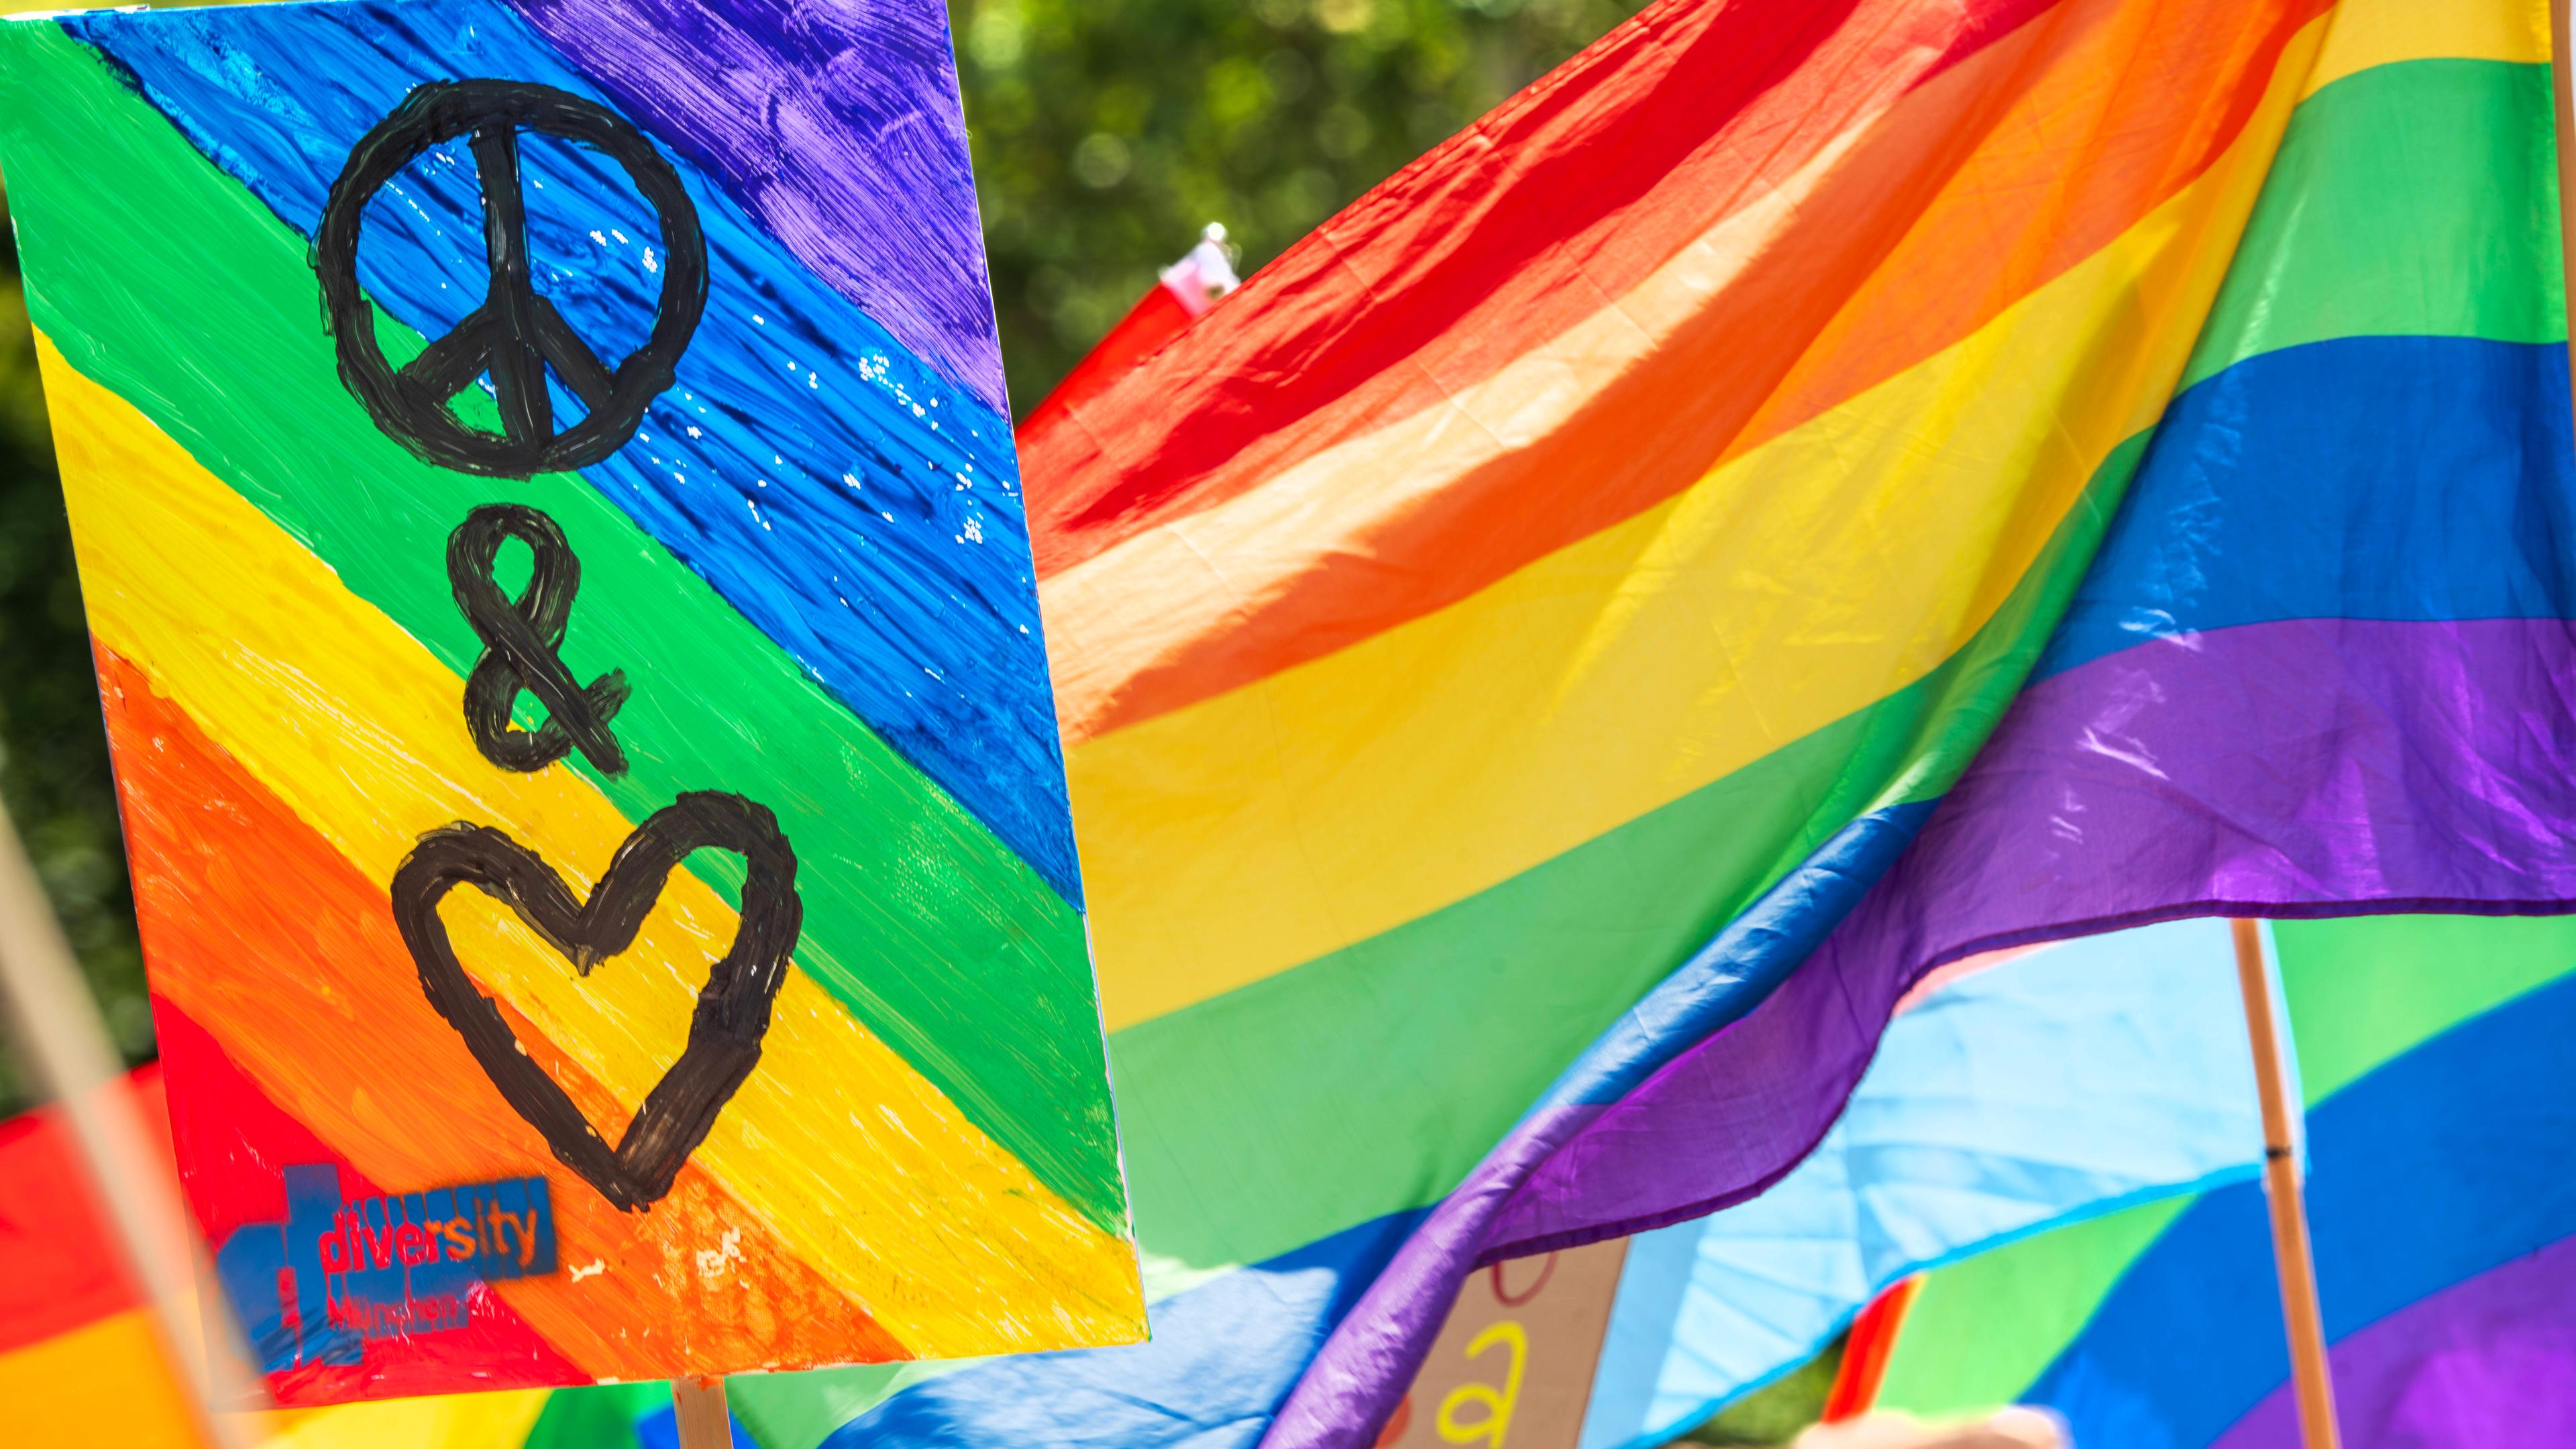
[0,0,1141,1403]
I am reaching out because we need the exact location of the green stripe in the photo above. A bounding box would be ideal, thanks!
[523,1383,663,1449]
[0,25,1126,1230]
[1112,431,2139,1270]
[2180,59,2560,389]
[730,1360,973,1449]
[1874,1195,2194,1417]
[2273,913,2576,1105]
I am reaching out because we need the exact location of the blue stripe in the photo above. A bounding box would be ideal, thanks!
[2038,335,2576,681]
[821,1212,1424,1449]
[2025,967,2576,1447]
[74,1,1081,899]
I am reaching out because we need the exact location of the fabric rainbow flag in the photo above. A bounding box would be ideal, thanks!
[1007,0,2576,1445]
[1875,912,2576,1446]
[0,0,1141,1405]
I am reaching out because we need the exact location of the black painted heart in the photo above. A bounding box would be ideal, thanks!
[392,792,802,1211]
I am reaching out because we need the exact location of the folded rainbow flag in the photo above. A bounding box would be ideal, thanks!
[1875,912,2576,1446]
[1014,0,2576,1444]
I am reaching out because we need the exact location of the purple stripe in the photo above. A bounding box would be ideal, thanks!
[2209,1234,2576,1449]
[1487,616,2576,1260]
[506,0,1008,413]
[1268,616,2576,1449]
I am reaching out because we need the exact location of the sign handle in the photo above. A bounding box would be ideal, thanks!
[674,1375,736,1448]
[0,798,264,1447]
[2555,0,2576,446]
[2229,920,2341,1449]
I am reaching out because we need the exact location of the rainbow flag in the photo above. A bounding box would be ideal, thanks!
[1875,912,2576,1445]
[1012,0,2576,1444]
[0,0,1142,1404]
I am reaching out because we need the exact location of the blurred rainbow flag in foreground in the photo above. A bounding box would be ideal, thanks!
[1876,914,2576,1446]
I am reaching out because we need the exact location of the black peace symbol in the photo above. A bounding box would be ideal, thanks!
[316,80,709,478]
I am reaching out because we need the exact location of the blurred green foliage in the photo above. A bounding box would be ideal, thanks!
[0,0,1649,1110]
[0,225,150,1116]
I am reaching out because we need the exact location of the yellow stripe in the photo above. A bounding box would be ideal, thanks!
[0,1305,550,1449]
[0,1311,199,1448]
[2303,0,2544,99]
[1067,13,2325,1032]
[253,1390,551,1449]
[40,343,1142,1356]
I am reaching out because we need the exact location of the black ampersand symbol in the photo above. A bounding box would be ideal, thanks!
[391,793,802,1212]
[450,503,629,775]
[316,79,708,478]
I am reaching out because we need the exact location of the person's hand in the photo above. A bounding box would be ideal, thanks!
[1790,1406,2065,1448]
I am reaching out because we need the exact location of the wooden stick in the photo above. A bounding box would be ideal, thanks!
[0,800,262,1448]
[2555,0,2576,433]
[2231,920,2341,1449]
[673,1375,736,1448]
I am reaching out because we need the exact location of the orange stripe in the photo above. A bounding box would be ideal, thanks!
[95,645,910,1381]
[1044,0,2328,745]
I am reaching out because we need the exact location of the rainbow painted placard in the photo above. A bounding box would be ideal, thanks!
[0,0,1143,1404]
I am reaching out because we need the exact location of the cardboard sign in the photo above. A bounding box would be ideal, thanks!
[0,0,1141,1402]
[1379,1240,1631,1449]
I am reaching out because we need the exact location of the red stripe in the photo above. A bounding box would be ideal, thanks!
[152,1002,592,1403]
[1024,0,2068,577]
[1821,1273,1925,1421]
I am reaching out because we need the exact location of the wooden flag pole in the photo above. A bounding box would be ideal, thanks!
[2557,0,2576,427]
[2230,920,2341,1449]
[0,800,262,1449]
[674,1375,736,1448]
